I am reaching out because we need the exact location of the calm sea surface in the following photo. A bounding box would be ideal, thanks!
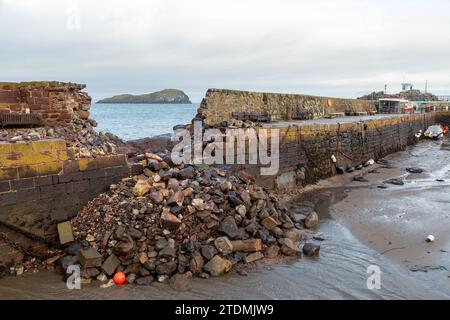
[90,103,198,141]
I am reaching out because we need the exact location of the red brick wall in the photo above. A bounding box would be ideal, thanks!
[0,82,91,126]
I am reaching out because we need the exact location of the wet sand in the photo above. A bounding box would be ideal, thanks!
[329,138,450,271]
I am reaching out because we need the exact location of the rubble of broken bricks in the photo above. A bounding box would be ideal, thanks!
[0,112,128,159]
[53,152,322,291]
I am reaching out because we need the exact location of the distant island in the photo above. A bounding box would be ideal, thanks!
[97,89,191,104]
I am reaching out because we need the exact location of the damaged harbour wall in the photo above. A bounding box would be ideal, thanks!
[0,81,91,126]
[196,89,377,125]
[0,140,141,243]
[230,112,450,189]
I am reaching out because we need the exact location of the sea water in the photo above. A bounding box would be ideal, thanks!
[90,103,198,141]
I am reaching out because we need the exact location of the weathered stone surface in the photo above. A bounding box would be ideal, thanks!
[167,190,184,206]
[132,179,151,197]
[149,191,164,204]
[78,248,102,268]
[160,212,182,230]
[214,237,233,255]
[244,252,264,263]
[265,245,280,259]
[203,255,232,276]
[57,221,74,245]
[302,243,320,257]
[114,235,135,255]
[135,276,153,285]
[189,251,204,274]
[218,216,239,238]
[230,239,262,252]
[102,254,120,276]
[280,239,301,256]
[201,245,218,260]
[261,216,278,231]
[304,212,319,229]
[169,273,192,292]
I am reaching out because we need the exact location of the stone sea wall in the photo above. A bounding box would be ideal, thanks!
[0,139,140,242]
[0,81,90,126]
[196,89,377,125]
[228,112,450,189]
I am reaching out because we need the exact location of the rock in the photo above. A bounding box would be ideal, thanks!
[156,262,177,275]
[239,191,251,204]
[191,198,205,211]
[126,273,137,284]
[115,225,126,239]
[280,238,301,256]
[155,238,169,250]
[178,166,195,179]
[346,166,355,173]
[100,279,115,288]
[169,273,192,292]
[385,178,404,186]
[250,190,267,201]
[81,267,100,279]
[114,234,135,255]
[406,167,424,174]
[57,221,74,245]
[292,213,307,223]
[284,229,303,242]
[145,152,163,162]
[159,246,177,258]
[214,237,234,255]
[135,276,153,285]
[237,171,254,184]
[201,245,217,260]
[78,248,102,268]
[230,239,262,252]
[219,181,233,192]
[336,167,345,174]
[167,190,184,206]
[203,255,233,276]
[160,212,182,230]
[302,243,320,257]
[139,252,148,264]
[260,216,278,231]
[236,205,247,217]
[102,254,121,276]
[244,252,264,263]
[265,245,280,259]
[218,216,239,238]
[189,251,204,274]
[128,228,143,239]
[304,211,319,229]
[96,273,108,282]
[149,191,164,204]
[133,180,151,197]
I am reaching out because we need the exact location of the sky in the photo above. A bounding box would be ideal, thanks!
[1,0,450,102]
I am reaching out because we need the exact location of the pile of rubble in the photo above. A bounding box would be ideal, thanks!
[0,120,127,159]
[63,152,320,291]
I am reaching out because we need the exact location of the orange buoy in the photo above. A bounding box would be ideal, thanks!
[113,272,126,285]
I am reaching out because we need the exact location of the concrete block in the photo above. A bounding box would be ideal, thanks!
[57,221,74,245]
